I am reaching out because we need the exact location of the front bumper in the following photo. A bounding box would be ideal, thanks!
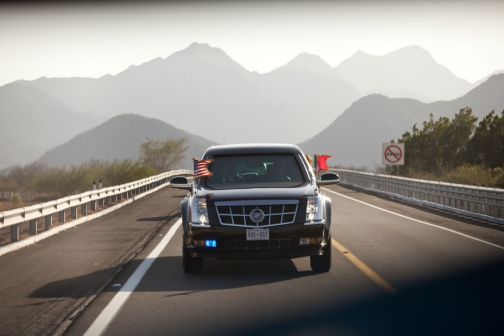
[185,222,327,259]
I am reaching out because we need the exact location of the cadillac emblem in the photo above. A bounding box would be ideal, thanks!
[249,208,265,223]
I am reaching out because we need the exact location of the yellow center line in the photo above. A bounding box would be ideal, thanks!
[332,238,397,294]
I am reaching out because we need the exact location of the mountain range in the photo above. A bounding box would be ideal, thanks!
[0,83,102,169]
[1,42,503,170]
[38,114,217,169]
[299,74,504,168]
[332,46,473,102]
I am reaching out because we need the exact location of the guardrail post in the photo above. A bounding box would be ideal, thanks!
[45,215,52,229]
[11,225,19,242]
[99,198,104,207]
[29,219,37,235]
[106,197,111,206]
[71,206,77,219]
[59,210,65,223]
[82,203,88,216]
[91,200,97,211]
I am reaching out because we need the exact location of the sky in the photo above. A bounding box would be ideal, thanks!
[1,0,503,87]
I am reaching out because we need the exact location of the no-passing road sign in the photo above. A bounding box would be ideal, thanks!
[382,143,404,165]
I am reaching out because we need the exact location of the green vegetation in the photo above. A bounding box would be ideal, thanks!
[0,138,187,201]
[393,108,504,188]
[139,138,188,173]
[10,193,22,205]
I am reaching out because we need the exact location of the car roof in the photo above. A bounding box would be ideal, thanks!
[203,143,303,157]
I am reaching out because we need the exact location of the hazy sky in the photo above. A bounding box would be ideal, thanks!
[1,0,503,87]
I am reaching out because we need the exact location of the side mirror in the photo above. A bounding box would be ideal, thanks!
[170,176,192,191]
[316,172,340,186]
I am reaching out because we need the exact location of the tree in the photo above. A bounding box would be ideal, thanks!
[139,138,188,173]
[33,165,92,197]
[397,108,477,175]
[101,159,155,186]
[2,162,48,191]
[464,110,504,169]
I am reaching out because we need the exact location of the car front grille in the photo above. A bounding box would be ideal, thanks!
[225,239,291,250]
[215,200,299,227]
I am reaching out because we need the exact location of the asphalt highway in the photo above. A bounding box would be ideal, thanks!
[0,186,187,336]
[61,184,504,336]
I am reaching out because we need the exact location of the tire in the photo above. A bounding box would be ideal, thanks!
[310,234,332,273]
[183,244,203,273]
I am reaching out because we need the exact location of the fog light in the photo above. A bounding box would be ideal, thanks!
[205,240,217,248]
[307,213,315,221]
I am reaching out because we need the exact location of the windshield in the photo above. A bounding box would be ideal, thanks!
[204,155,306,189]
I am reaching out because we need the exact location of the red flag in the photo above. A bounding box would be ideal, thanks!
[317,155,332,171]
[193,158,213,180]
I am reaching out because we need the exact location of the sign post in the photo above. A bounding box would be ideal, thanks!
[382,143,404,165]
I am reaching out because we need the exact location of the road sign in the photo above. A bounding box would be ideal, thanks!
[382,143,404,165]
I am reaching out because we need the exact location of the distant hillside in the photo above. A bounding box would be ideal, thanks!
[14,43,473,147]
[37,114,218,169]
[0,83,102,169]
[299,74,504,168]
[472,69,504,87]
[333,46,473,102]
[17,43,355,145]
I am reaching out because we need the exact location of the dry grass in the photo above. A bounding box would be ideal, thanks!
[0,200,28,212]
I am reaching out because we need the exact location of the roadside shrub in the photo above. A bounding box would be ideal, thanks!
[10,193,22,205]
[445,164,495,187]
[100,159,155,187]
[493,167,504,188]
[33,165,92,197]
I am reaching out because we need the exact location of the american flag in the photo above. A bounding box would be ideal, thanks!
[193,158,214,180]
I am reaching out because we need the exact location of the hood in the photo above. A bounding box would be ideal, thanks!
[195,182,317,204]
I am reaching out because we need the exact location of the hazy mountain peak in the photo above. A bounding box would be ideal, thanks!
[388,45,429,54]
[334,45,472,102]
[473,69,504,87]
[385,45,434,62]
[169,42,248,73]
[354,50,370,56]
[272,53,332,75]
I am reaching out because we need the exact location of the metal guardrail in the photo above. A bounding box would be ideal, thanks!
[0,169,192,243]
[333,169,504,225]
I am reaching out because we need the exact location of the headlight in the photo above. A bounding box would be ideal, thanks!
[306,196,323,222]
[191,198,209,224]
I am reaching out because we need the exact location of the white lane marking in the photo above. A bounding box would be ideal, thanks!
[84,218,182,336]
[323,188,504,251]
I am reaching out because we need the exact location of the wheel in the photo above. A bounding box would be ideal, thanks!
[183,244,203,273]
[310,233,332,273]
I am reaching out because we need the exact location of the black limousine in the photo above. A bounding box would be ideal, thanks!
[170,144,340,273]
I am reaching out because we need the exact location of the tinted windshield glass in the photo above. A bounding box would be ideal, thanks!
[204,155,305,189]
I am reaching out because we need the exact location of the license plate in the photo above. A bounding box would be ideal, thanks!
[246,228,269,241]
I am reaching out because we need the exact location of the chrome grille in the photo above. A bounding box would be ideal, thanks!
[215,200,298,227]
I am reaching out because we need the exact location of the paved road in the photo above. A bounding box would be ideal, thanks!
[63,184,504,336]
[0,186,187,336]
